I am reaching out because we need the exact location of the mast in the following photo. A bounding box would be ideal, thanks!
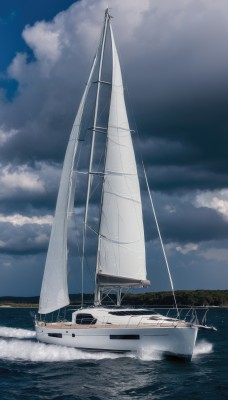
[81,9,111,306]
[93,11,112,305]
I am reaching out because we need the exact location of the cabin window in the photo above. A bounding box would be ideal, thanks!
[48,333,62,338]
[110,335,140,340]
[76,313,97,325]
[72,333,75,337]
[109,310,156,316]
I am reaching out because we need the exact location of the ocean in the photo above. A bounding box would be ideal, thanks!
[0,307,227,400]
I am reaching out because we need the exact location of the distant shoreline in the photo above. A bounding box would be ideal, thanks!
[0,290,227,308]
[0,305,39,309]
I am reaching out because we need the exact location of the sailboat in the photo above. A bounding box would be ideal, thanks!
[35,9,199,360]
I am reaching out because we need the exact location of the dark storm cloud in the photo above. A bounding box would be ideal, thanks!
[140,163,228,192]
[0,186,54,213]
[0,162,61,213]
[1,73,83,164]
[0,221,50,255]
[160,204,228,243]
[143,194,228,244]
[136,89,228,191]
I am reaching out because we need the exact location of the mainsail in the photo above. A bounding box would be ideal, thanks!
[96,23,149,289]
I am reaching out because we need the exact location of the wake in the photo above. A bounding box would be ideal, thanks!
[0,338,126,362]
[0,326,36,339]
[0,337,162,362]
[0,326,132,362]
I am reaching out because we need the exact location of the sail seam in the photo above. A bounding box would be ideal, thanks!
[98,234,143,245]
[105,170,137,176]
[102,190,140,203]
[109,125,134,132]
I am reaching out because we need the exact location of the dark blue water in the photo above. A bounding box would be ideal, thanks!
[0,308,227,400]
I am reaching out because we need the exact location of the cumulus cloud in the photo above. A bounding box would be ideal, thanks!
[0,164,44,193]
[0,127,17,145]
[175,243,199,255]
[200,247,228,262]
[195,190,228,220]
[7,53,28,81]
[23,22,62,65]
[0,214,52,226]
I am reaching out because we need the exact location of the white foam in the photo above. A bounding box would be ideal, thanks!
[193,340,213,357]
[0,326,36,339]
[0,337,162,363]
[0,338,136,362]
[137,348,164,361]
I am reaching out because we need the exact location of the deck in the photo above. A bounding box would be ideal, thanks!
[36,321,192,329]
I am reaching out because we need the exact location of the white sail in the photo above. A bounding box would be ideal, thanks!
[96,26,149,288]
[39,56,97,314]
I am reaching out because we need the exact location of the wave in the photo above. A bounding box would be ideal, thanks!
[137,348,164,361]
[0,326,36,339]
[193,340,213,357]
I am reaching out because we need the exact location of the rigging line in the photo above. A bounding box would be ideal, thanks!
[75,232,95,294]
[89,174,103,199]
[81,221,85,308]
[88,126,107,130]
[92,80,112,85]
[74,169,137,178]
[72,212,94,300]
[142,161,179,318]
[89,133,106,194]
[101,288,116,306]
[73,217,96,293]
[120,287,130,304]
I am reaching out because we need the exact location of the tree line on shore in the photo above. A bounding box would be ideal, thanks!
[0,290,227,307]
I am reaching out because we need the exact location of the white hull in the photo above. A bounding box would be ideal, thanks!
[35,311,198,360]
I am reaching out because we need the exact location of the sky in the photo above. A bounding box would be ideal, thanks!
[0,0,228,297]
